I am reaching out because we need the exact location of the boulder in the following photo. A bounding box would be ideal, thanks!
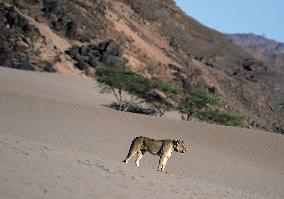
[66,40,126,70]
[102,54,127,67]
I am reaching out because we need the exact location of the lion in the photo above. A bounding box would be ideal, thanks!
[122,136,187,172]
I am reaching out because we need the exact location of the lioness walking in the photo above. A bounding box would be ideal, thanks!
[123,136,187,172]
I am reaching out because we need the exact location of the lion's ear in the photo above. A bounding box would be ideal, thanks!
[173,140,178,145]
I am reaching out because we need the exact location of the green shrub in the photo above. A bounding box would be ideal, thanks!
[198,110,245,127]
[155,81,183,95]
[178,90,219,120]
[187,90,219,109]
[146,65,158,74]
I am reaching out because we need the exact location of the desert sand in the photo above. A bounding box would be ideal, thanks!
[0,67,283,199]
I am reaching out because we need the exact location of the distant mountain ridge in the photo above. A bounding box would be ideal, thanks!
[228,33,284,54]
[228,33,284,69]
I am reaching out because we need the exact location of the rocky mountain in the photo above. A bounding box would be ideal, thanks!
[228,33,284,69]
[0,0,283,133]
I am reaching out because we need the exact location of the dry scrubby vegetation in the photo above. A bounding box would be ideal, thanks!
[95,64,244,127]
[0,3,54,71]
[0,0,109,71]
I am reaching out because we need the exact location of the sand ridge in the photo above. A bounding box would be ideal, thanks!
[0,67,284,198]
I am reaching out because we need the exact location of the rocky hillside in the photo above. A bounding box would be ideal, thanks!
[0,0,283,133]
[228,33,284,69]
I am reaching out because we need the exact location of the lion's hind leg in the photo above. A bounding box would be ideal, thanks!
[123,139,140,164]
[123,137,145,164]
[135,149,146,166]
[123,147,137,164]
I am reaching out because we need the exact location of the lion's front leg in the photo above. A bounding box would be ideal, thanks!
[158,155,168,172]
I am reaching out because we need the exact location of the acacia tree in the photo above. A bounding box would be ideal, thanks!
[95,64,181,115]
[95,64,153,111]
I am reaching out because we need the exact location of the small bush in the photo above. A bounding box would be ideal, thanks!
[178,90,219,120]
[156,81,183,95]
[198,110,245,127]
[146,65,158,74]
[187,90,219,109]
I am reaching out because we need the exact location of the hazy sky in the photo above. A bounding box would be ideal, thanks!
[174,0,284,42]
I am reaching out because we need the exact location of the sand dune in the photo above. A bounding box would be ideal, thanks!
[0,67,283,198]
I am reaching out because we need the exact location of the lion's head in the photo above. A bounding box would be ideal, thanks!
[173,140,187,153]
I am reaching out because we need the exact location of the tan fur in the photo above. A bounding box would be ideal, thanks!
[123,136,187,172]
